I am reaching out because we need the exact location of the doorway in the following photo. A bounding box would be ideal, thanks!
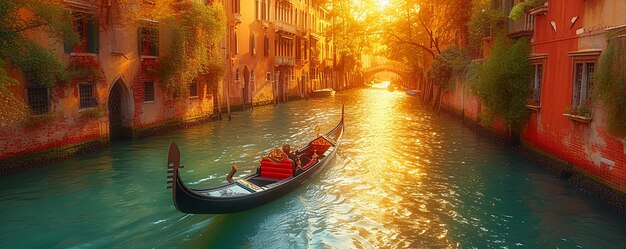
[107,79,131,139]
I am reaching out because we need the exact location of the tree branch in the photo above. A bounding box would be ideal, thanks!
[387,32,436,58]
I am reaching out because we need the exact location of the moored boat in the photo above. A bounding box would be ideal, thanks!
[309,88,336,98]
[406,89,420,96]
[166,106,345,214]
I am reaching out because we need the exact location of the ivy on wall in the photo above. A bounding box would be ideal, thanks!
[594,32,626,137]
[0,0,78,127]
[470,34,533,131]
[158,1,226,96]
[428,45,470,91]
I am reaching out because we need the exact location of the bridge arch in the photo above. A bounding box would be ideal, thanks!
[362,64,410,86]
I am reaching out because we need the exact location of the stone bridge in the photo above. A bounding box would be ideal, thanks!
[362,62,410,84]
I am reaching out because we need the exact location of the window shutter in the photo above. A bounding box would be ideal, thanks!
[138,27,144,55]
[64,38,73,53]
[87,18,99,53]
[151,27,159,56]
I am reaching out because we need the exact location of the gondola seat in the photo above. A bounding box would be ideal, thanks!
[259,157,294,180]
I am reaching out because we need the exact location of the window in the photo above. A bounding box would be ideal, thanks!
[189,80,198,98]
[255,0,259,20]
[139,26,159,57]
[79,83,98,109]
[65,12,98,54]
[261,0,266,20]
[232,0,240,13]
[530,64,543,106]
[233,32,239,55]
[264,36,269,56]
[27,87,49,115]
[144,82,155,102]
[266,72,271,81]
[235,69,240,81]
[572,61,595,108]
[250,33,256,55]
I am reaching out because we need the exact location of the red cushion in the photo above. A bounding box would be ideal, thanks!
[260,157,294,179]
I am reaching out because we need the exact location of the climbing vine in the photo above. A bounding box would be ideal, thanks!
[428,45,470,91]
[470,34,533,130]
[467,0,504,55]
[509,0,545,20]
[0,0,78,127]
[594,32,626,136]
[158,0,226,96]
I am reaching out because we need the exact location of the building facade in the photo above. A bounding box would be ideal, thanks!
[441,0,626,192]
[224,0,334,108]
[1,0,221,163]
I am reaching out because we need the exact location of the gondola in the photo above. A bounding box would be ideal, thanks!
[166,105,345,214]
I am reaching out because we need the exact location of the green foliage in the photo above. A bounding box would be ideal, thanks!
[0,1,76,126]
[467,0,504,55]
[470,35,533,130]
[14,41,72,86]
[0,1,77,87]
[428,46,470,90]
[509,0,544,20]
[158,1,226,96]
[565,104,592,118]
[594,32,626,136]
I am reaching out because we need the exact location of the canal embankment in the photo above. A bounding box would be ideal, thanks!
[436,92,626,214]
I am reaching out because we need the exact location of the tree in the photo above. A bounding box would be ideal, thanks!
[381,0,472,104]
[155,0,226,96]
[0,0,77,127]
[470,35,532,132]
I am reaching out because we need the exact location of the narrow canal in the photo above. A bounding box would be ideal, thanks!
[1,89,625,248]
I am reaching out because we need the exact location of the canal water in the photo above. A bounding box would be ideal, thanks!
[1,89,625,248]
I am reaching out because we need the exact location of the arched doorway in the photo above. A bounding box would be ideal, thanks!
[243,66,250,106]
[108,78,131,140]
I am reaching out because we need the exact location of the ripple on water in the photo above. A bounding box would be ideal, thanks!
[1,89,626,249]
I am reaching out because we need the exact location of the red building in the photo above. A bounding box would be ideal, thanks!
[442,0,626,193]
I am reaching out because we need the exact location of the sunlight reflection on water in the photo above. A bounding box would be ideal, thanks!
[1,89,625,248]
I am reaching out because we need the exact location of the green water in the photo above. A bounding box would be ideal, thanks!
[1,89,625,248]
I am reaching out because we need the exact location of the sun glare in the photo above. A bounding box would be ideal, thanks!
[378,0,390,8]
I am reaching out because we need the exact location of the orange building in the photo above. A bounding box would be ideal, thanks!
[224,0,334,108]
[1,0,221,164]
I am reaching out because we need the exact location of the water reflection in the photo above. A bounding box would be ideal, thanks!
[1,89,625,249]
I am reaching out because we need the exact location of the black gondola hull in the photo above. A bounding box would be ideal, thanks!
[173,148,337,214]
[168,105,344,214]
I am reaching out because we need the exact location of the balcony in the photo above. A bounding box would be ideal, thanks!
[275,56,295,66]
[273,20,296,35]
[311,31,323,41]
[508,12,535,38]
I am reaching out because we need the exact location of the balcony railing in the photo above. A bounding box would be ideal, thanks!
[273,20,296,34]
[508,13,534,38]
[275,56,295,66]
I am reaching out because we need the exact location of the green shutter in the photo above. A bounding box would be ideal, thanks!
[138,27,144,55]
[151,27,159,56]
[64,36,73,53]
[86,18,99,53]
